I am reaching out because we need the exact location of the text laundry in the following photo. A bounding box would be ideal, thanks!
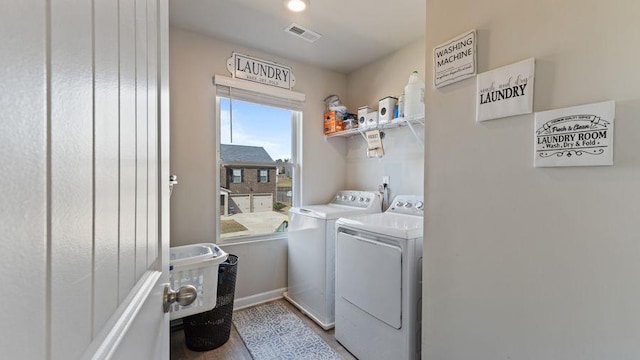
[236,58,289,82]
[537,131,608,144]
[480,84,527,104]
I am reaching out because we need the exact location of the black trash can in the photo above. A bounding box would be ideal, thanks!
[183,254,239,351]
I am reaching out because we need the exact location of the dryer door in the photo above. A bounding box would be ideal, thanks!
[337,232,402,329]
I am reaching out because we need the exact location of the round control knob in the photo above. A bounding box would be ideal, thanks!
[336,195,341,200]
[348,195,356,201]
[395,201,404,208]
[365,198,370,202]
[359,197,364,202]
[404,202,413,208]
[415,201,424,210]
[341,195,347,201]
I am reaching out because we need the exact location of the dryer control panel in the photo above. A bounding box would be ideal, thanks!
[332,190,381,209]
[388,195,424,215]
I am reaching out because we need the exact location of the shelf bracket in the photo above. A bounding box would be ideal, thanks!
[405,119,423,145]
[358,129,367,141]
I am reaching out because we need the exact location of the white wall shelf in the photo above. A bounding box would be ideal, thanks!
[325,116,425,145]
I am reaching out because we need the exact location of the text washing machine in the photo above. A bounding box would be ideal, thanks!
[335,195,424,360]
[285,190,381,330]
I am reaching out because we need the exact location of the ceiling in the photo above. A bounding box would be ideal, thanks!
[169,0,426,74]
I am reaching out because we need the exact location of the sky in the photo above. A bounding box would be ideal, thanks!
[220,98,293,161]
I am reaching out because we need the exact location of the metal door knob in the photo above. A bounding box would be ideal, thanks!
[163,284,197,313]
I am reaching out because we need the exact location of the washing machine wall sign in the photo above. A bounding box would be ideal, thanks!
[227,52,296,89]
[433,29,476,88]
[534,100,615,167]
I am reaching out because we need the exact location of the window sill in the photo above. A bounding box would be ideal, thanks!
[217,232,287,246]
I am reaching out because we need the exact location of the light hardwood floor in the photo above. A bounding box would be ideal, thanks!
[170,299,357,360]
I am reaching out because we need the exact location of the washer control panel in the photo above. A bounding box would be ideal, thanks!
[388,195,424,215]
[332,190,380,209]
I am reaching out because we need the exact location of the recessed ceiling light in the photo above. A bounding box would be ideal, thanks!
[284,0,308,12]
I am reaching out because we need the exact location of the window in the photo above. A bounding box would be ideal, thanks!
[258,169,269,183]
[230,168,243,183]
[215,76,304,243]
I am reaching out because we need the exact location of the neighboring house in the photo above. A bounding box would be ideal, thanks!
[220,144,277,214]
[219,187,231,216]
[275,158,293,178]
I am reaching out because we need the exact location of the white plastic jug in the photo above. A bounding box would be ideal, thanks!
[403,71,424,120]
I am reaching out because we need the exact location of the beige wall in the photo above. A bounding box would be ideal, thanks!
[345,39,425,198]
[424,0,640,358]
[169,27,348,299]
[346,39,425,112]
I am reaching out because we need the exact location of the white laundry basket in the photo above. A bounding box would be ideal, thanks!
[169,243,228,320]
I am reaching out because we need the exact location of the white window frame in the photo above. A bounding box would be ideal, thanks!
[214,76,304,245]
[258,169,269,183]
[230,168,243,183]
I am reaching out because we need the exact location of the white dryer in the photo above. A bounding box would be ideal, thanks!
[285,190,381,330]
[335,195,424,360]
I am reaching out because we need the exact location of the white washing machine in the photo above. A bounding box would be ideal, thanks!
[284,190,381,330]
[335,195,424,360]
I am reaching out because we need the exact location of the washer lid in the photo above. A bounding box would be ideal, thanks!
[290,204,378,220]
[336,212,423,239]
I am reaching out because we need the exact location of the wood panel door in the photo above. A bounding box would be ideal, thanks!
[0,0,171,359]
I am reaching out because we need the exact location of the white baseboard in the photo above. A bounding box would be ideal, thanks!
[233,287,286,311]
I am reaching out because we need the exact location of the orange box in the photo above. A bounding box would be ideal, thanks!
[324,119,344,134]
[324,110,345,122]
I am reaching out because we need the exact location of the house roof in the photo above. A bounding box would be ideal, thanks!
[220,144,276,165]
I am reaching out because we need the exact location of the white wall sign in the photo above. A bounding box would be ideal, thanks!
[226,52,296,90]
[433,30,476,88]
[365,130,384,158]
[476,58,535,122]
[534,101,615,167]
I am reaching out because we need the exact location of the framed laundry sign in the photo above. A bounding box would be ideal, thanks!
[226,52,296,90]
[476,58,535,122]
[534,100,615,167]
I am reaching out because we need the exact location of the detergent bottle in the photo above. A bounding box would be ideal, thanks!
[403,71,425,120]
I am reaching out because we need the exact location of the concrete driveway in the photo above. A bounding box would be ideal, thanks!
[221,211,287,238]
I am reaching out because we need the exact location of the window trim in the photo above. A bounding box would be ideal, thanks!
[230,168,243,183]
[214,75,305,104]
[214,79,303,245]
[258,168,269,183]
